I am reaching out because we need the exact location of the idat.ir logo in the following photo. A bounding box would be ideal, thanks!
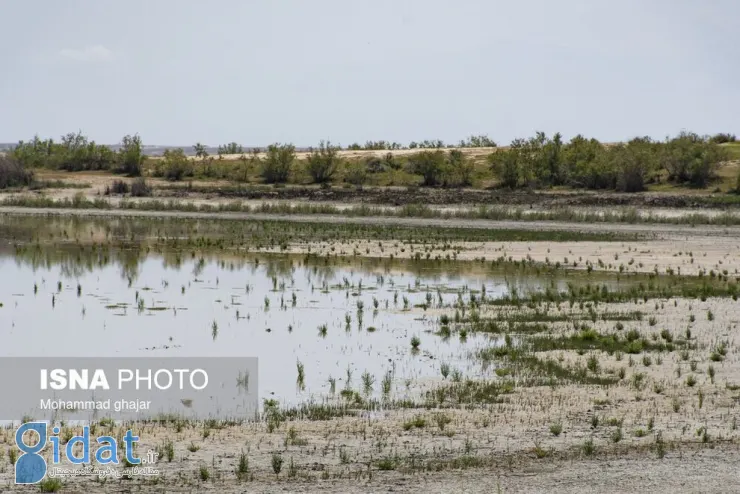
[15,422,142,484]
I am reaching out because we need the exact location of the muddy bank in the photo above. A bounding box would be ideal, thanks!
[5,205,740,238]
[157,184,740,209]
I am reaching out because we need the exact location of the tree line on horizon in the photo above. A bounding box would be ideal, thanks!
[1,131,737,192]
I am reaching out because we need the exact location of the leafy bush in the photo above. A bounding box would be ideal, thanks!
[353,140,402,150]
[445,149,474,187]
[488,133,563,188]
[218,142,244,155]
[660,132,726,187]
[161,148,192,181]
[110,179,129,194]
[0,155,34,189]
[560,135,609,188]
[488,147,521,188]
[459,134,497,148]
[130,177,151,197]
[193,143,209,159]
[232,151,259,183]
[116,134,145,176]
[363,156,385,174]
[344,162,368,187]
[383,152,401,170]
[408,150,446,186]
[611,139,656,193]
[306,141,341,183]
[261,144,295,184]
[55,132,107,171]
[710,133,736,144]
[412,139,445,149]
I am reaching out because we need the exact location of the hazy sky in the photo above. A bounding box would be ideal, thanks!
[1,0,737,146]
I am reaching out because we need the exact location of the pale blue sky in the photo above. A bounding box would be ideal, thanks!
[0,0,737,146]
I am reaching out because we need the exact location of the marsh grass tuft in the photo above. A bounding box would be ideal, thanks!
[377,456,397,470]
[271,453,284,477]
[582,438,595,456]
[296,360,306,391]
[549,422,563,436]
[39,478,63,493]
[361,370,375,396]
[410,335,421,350]
[236,451,250,481]
[198,465,210,482]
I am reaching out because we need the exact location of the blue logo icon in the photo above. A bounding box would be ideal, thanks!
[15,422,48,484]
[15,422,141,484]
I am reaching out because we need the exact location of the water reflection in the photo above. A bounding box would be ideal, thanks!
[0,214,664,406]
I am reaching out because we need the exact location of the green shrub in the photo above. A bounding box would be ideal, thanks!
[459,134,497,147]
[383,152,401,170]
[445,149,474,187]
[161,148,192,181]
[549,422,563,436]
[376,456,397,470]
[408,150,446,186]
[130,177,151,197]
[488,146,520,188]
[660,132,726,187]
[271,453,284,476]
[488,132,564,188]
[344,161,368,187]
[363,156,385,174]
[39,477,63,492]
[109,179,129,194]
[560,135,610,188]
[261,143,295,183]
[613,138,657,192]
[218,142,244,155]
[116,134,145,176]
[710,133,736,144]
[306,141,341,183]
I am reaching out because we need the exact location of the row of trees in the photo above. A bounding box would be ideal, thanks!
[9,133,145,176]
[4,131,735,192]
[342,135,497,151]
[154,142,340,184]
[489,132,729,192]
[193,135,497,153]
[153,142,476,187]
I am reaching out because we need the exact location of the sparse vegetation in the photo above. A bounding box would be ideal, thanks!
[2,153,740,491]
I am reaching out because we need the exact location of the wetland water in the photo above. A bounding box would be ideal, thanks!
[0,214,632,406]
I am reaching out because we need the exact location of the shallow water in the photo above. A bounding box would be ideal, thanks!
[0,215,656,407]
[0,253,507,406]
